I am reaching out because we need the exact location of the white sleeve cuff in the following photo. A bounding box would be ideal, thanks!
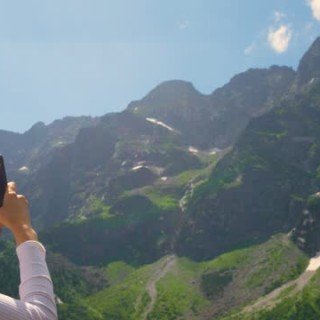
[16,240,49,284]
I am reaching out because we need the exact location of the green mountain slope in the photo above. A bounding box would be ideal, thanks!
[221,257,320,320]
[0,60,296,231]
[177,68,320,261]
[39,35,320,320]
[55,234,307,320]
[40,155,218,266]
[1,29,320,320]
[220,270,320,320]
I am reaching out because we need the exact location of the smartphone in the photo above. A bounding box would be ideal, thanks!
[0,155,7,207]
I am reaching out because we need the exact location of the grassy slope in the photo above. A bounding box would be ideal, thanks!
[64,234,308,320]
[42,152,217,267]
[221,264,320,320]
[85,259,159,320]
[149,234,308,320]
[124,152,218,210]
[51,152,312,319]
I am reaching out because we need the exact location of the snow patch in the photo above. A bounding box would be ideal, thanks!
[209,147,221,155]
[307,252,320,271]
[146,117,176,132]
[132,165,144,171]
[188,146,199,154]
[309,78,315,85]
[313,191,320,198]
[131,161,148,171]
[18,166,30,173]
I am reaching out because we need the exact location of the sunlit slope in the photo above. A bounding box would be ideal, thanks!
[41,155,218,266]
[56,234,308,320]
[221,256,320,319]
[178,78,320,262]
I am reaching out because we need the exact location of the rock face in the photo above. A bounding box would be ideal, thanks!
[292,192,320,255]
[127,80,215,148]
[0,34,320,320]
[1,36,320,269]
[0,61,295,229]
[127,67,295,148]
[297,37,320,86]
[18,111,202,227]
[176,38,320,260]
[0,116,99,177]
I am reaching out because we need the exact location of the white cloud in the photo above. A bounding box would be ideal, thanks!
[244,43,255,55]
[274,11,286,22]
[268,24,292,53]
[307,0,320,21]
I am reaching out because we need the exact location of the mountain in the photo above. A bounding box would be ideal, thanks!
[127,67,295,148]
[1,36,320,320]
[19,110,203,228]
[0,56,294,229]
[0,116,99,177]
[81,234,307,320]
[24,64,296,260]
[176,37,320,261]
[43,36,320,320]
[297,37,320,87]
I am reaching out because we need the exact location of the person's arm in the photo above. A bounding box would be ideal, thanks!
[0,181,58,320]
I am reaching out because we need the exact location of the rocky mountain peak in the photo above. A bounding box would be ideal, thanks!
[23,121,47,142]
[297,37,320,86]
[216,65,295,93]
[146,79,199,96]
[25,121,46,132]
[127,79,203,112]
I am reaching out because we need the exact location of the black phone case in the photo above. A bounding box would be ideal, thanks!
[0,155,7,207]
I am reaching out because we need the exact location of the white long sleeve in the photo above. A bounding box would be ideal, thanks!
[0,240,58,320]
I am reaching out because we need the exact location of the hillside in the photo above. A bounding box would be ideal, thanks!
[127,67,295,149]
[220,253,320,319]
[59,234,308,319]
[40,154,218,266]
[1,34,320,319]
[177,37,320,261]
[0,58,295,230]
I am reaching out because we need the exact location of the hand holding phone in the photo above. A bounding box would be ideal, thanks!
[0,180,36,244]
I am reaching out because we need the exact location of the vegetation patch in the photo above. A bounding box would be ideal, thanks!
[85,260,159,320]
[149,274,207,319]
[142,188,179,210]
[201,269,233,299]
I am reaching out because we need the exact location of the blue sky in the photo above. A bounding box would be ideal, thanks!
[0,0,320,133]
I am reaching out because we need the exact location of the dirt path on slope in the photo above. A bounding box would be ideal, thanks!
[142,255,177,320]
[244,255,320,313]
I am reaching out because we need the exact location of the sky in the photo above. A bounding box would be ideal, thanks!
[0,0,320,133]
